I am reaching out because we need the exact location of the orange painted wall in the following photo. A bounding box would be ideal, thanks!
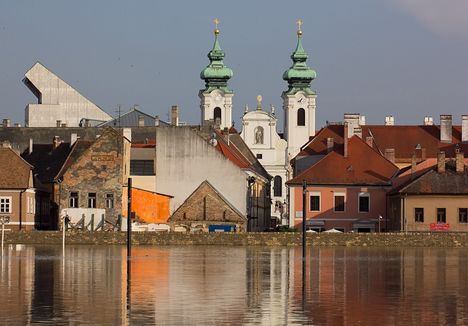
[132,188,171,224]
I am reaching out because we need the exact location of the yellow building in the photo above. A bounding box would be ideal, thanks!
[389,152,468,232]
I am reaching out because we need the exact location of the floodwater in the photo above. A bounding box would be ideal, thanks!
[0,245,467,325]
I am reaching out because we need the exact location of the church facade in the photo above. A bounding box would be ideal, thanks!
[240,21,318,226]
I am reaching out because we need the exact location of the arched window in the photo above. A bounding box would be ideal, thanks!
[297,108,305,126]
[254,126,264,144]
[274,175,282,197]
[214,107,222,124]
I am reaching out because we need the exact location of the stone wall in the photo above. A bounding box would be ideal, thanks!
[4,231,468,247]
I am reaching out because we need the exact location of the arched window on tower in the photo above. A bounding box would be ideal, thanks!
[274,176,282,197]
[297,108,305,126]
[214,107,222,125]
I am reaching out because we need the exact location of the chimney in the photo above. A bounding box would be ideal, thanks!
[70,133,78,147]
[1,141,11,148]
[2,119,10,127]
[61,123,67,128]
[384,148,395,163]
[138,115,145,127]
[440,115,452,143]
[53,136,61,149]
[171,105,179,126]
[154,115,160,127]
[29,138,33,154]
[456,149,465,173]
[462,115,468,143]
[437,151,446,173]
[343,122,349,157]
[14,123,21,127]
[365,136,373,148]
[421,148,427,160]
[353,127,362,139]
[123,128,132,142]
[360,116,366,126]
[56,120,62,128]
[326,137,334,153]
[424,116,434,126]
[384,116,394,126]
[411,154,417,175]
[343,113,361,138]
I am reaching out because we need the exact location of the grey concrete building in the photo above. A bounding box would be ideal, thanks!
[23,62,111,127]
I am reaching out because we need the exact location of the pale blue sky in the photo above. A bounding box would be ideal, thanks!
[0,0,467,130]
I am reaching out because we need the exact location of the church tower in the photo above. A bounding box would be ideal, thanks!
[199,19,234,129]
[282,20,317,158]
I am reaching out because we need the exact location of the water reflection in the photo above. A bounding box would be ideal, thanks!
[0,245,467,325]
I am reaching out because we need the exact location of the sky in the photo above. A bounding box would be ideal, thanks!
[0,0,467,131]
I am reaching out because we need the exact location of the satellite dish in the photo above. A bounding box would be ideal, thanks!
[209,138,218,147]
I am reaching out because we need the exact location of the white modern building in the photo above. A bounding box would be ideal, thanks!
[23,62,111,127]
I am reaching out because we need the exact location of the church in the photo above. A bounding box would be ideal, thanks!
[199,20,318,226]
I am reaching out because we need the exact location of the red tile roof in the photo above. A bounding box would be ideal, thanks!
[0,147,32,189]
[288,136,399,186]
[298,124,468,162]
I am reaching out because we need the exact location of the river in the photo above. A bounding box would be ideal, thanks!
[0,245,467,325]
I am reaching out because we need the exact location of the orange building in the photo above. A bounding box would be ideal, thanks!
[131,188,172,224]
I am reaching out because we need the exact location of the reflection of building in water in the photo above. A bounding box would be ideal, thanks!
[152,247,248,325]
[398,249,468,325]
[0,246,125,324]
[0,246,35,324]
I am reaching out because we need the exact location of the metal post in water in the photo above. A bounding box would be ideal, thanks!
[302,180,307,260]
[302,180,307,308]
[127,178,132,258]
[1,221,4,253]
[1,216,10,255]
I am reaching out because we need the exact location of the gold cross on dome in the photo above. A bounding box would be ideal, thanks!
[214,18,219,29]
[296,19,303,31]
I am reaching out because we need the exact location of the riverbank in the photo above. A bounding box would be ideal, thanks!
[3,231,468,247]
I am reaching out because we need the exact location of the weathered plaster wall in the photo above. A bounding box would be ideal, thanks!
[132,188,170,224]
[59,131,129,223]
[155,127,247,215]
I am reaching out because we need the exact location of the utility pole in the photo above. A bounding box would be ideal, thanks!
[127,178,132,258]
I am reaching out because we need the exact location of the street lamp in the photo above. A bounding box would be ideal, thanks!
[0,215,11,254]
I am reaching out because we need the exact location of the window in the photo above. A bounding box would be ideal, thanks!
[106,194,114,209]
[273,176,282,197]
[0,197,11,213]
[358,193,370,213]
[130,160,155,176]
[310,193,320,212]
[437,208,446,223]
[254,126,264,144]
[214,107,222,123]
[256,153,263,159]
[88,193,97,208]
[459,208,468,223]
[69,192,79,208]
[334,194,345,212]
[415,208,424,223]
[297,108,305,126]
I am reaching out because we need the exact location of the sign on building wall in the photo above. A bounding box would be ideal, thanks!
[430,223,450,232]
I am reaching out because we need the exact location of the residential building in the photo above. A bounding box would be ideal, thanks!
[54,128,131,225]
[287,135,398,232]
[388,151,468,232]
[0,146,49,230]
